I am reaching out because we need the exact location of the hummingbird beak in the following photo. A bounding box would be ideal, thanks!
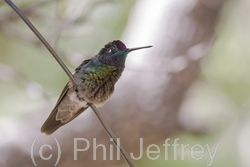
[126,45,152,52]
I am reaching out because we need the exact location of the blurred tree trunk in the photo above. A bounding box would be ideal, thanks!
[1,0,226,167]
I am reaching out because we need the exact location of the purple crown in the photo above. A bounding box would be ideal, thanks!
[113,40,127,51]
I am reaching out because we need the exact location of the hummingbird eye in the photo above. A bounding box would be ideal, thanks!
[108,48,116,54]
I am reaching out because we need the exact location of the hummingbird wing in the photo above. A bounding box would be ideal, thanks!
[41,59,92,135]
[41,84,88,135]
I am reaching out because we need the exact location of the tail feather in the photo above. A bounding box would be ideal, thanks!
[41,106,88,135]
[41,108,63,135]
[41,84,90,135]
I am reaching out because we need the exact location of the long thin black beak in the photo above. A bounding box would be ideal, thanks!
[126,45,152,52]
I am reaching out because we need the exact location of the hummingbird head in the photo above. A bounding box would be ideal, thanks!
[98,40,152,69]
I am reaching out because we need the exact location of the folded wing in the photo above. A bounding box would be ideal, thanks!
[41,84,88,135]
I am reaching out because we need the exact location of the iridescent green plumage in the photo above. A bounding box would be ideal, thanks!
[41,40,152,135]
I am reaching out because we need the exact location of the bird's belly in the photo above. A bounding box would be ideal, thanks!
[76,80,115,107]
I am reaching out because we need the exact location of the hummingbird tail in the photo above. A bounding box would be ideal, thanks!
[41,109,63,135]
[41,106,88,135]
[41,84,90,135]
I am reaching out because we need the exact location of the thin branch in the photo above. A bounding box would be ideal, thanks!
[88,103,135,167]
[4,0,75,85]
[4,0,136,167]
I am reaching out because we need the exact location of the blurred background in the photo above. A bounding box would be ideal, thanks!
[0,0,249,166]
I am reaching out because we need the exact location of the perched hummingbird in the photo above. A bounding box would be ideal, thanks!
[41,40,152,135]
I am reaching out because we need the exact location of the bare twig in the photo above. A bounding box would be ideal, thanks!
[4,0,75,84]
[88,103,135,167]
[4,0,135,167]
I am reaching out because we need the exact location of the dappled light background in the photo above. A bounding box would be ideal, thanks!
[0,0,249,167]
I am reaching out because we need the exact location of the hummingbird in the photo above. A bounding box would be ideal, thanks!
[41,40,152,135]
